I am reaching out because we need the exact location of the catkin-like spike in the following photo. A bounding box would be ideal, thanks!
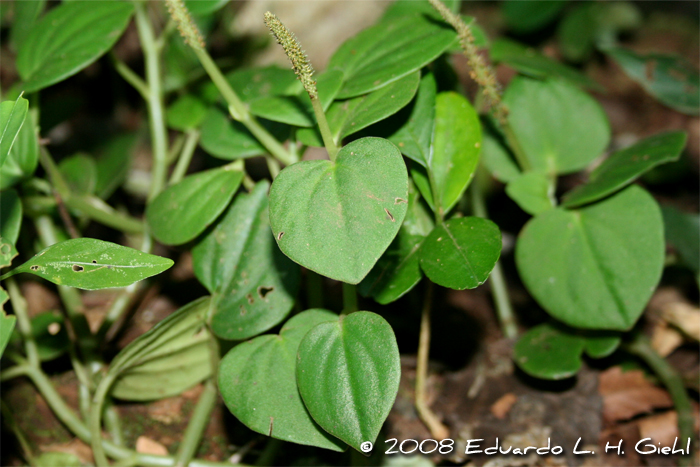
[264,12,318,100]
[429,0,508,124]
[165,0,205,50]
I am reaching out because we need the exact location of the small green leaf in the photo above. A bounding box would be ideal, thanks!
[516,185,664,330]
[0,189,22,246]
[58,154,98,195]
[420,217,501,290]
[563,131,687,208]
[94,133,137,200]
[297,311,400,452]
[226,65,302,101]
[502,0,567,34]
[0,237,18,269]
[16,1,134,93]
[2,238,174,290]
[0,95,29,167]
[185,0,229,15]
[328,14,456,98]
[269,137,408,284]
[110,297,213,400]
[505,171,554,215]
[146,165,243,246]
[166,95,207,131]
[0,310,16,359]
[193,182,300,340]
[30,311,70,361]
[218,309,345,451]
[0,107,39,190]
[480,128,521,183]
[504,77,610,176]
[605,47,699,116]
[661,205,700,273]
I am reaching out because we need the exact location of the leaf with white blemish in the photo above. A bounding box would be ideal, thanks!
[0,238,173,290]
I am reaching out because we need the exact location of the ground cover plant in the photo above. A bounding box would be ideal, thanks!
[0,0,698,465]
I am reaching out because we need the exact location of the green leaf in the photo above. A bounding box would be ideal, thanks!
[0,106,39,190]
[146,165,243,246]
[9,0,46,51]
[219,309,345,451]
[419,217,501,290]
[514,322,621,380]
[0,189,22,246]
[32,452,81,467]
[16,1,134,93]
[94,133,137,200]
[166,95,207,131]
[227,65,302,101]
[0,310,16,359]
[0,95,29,167]
[661,205,700,273]
[297,72,420,147]
[1,238,174,290]
[29,311,70,361]
[297,311,400,452]
[193,182,300,340]
[605,47,699,115]
[504,77,610,175]
[58,154,98,195]
[269,137,408,284]
[505,171,554,215]
[110,297,213,401]
[480,128,521,183]
[328,14,456,99]
[489,38,601,90]
[382,0,459,21]
[185,0,229,15]
[516,185,664,330]
[0,237,19,269]
[502,0,567,34]
[563,131,687,208]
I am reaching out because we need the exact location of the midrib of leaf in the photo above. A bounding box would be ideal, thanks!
[340,323,365,441]
[443,222,479,281]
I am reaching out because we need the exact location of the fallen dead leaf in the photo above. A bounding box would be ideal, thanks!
[638,410,679,446]
[599,367,673,423]
[652,322,685,357]
[490,392,518,419]
[136,436,169,456]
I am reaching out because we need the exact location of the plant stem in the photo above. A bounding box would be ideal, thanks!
[170,129,200,184]
[255,438,282,466]
[134,0,169,201]
[91,372,118,467]
[470,171,518,338]
[414,281,449,440]
[624,333,696,466]
[342,283,357,315]
[6,278,40,367]
[310,97,338,162]
[500,121,530,172]
[264,155,280,179]
[68,195,145,234]
[174,379,218,467]
[104,398,125,447]
[1,400,36,466]
[111,53,149,100]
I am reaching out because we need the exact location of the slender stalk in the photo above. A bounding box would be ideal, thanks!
[414,281,449,439]
[90,373,118,467]
[500,121,531,172]
[624,333,695,466]
[173,379,218,467]
[342,283,357,315]
[104,399,125,447]
[167,133,186,165]
[170,129,200,184]
[134,1,169,201]
[110,54,149,99]
[1,400,36,466]
[255,438,282,466]
[310,96,338,162]
[264,155,280,179]
[6,278,39,367]
[68,196,144,234]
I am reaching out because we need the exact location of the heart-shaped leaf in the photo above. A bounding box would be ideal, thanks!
[218,309,345,451]
[269,137,408,284]
[419,217,501,290]
[516,185,664,330]
[146,165,243,246]
[504,77,610,176]
[0,238,174,290]
[193,181,300,340]
[0,107,38,190]
[0,189,22,246]
[328,14,456,99]
[16,1,134,92]
[166,95,207,131]
[505,171,554,215]
[0,95,28,167]
[562,131,687,208]
[296,311,400,451]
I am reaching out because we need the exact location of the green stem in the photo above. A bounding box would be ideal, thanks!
[310,97,338,162]
[254,438,282,466]
[6,278,40,367]
[342,283,357,315]
[1,400,36,466]
[470,172,518,339]
[500,121,530,173]
[104,399,125,447]
[90,373,118,467]
[170,129,200,184]
[70,196,145,233]
[111,53,149,99]
[173,379,218,467]
[134,0,169,201]
[264,155,280,179]
[624,333,695,466]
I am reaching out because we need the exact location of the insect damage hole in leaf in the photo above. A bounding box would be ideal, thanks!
[72,265,84,272]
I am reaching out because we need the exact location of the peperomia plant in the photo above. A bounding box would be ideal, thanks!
[0,0,697,465]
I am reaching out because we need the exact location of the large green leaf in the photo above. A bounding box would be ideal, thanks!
[662,205,700,274]
[219,309,345,451]
[9,0,46,51]
[563,131,687,208]
[146,165,243,246]
[503,77,610,176]
[0,189,22,246]
[505,171,554,216]
[419,217,501,290]
[269,137,408,284]
[226,65,301,102]
[516,185,664,330]
[16,1,134,93]
[514,322,621,380]
[0,238,174,290]
[605,47,699,116]
[193,182,299,340]
[110,297,213,400]
[0,107,39,190]
[502,0,567,34]
[297,311,400,452]
[328,14,456,98]
[0,95,28,167]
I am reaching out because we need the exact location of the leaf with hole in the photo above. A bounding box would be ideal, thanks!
[16,1,134,93]
[0,237,18,270]
[504,77,610,176]
[505,171,554,216]
[58,154,97,195]
[219,309,345,451]
[166,95,207,131]
[516,185,664,330]
[0,107,38,190]
[0,95,28,167]
[0,189,22,246]
[419,217,501,290]
[0,238,174,290]
[296,311,400,452]
[146,165,243,246]
[563,131,687,208]
[193,181,300,340]
[328,14,456,98]
[269,137,408,284]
